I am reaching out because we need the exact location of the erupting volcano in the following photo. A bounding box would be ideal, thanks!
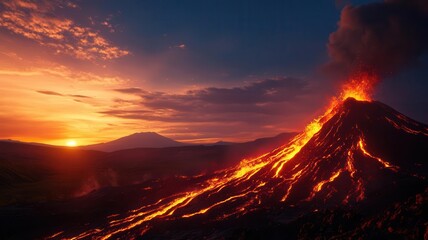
[46,74,427,239]
[1,1,427,239]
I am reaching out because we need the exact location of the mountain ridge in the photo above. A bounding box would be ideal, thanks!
[81,132,298,152]
[81,132,187,151]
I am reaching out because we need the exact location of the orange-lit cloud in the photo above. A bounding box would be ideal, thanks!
[0,58,136,145]
[102,78,320,143]
[0,0,129,60]
[36,90,92,99]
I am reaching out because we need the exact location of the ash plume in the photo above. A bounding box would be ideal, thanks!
[326,0,428,78]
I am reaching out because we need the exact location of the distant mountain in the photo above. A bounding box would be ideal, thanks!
[239,132,296,147]
[209,141,235,146]
[82,132,297,152]
[0,139,56,148]
[82,132,188,152]
[208,133,297,147]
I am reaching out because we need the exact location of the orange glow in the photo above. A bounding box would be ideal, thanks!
[307,170,342,200]
[66,140,77,147]
[358,138,399,171]
[346,150,365,202]
[0,62,161,146]
[46,231,64,239]
[346,150,356,178]
[339,72,377,101]
[315,170,342,192]
[281,169,303,201]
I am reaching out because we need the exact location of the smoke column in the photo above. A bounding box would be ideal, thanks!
[326,0,428,78]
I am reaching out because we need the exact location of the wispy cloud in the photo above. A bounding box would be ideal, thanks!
[36,90,64,96]
[69,94,92,99]
[98,77,317,142]
[35,64,127,84]
[1,63,127,85]
[0,0,130,60]
[0,69,41,76]
[103,77,311,125]
[36,90,92,99]
[114,87,145,94]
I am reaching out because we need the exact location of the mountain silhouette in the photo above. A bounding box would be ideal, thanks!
[56,98,427,239]
[0,133,295,207]
[82,132,187,151]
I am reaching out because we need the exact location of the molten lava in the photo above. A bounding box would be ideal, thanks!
[358,138,398,171]
[339,72,377,101]
[52,73,428,239]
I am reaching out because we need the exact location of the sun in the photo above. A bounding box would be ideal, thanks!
[66,140,77,147]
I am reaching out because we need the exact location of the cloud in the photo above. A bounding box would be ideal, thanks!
[0,0,130,60]
[36,90,92,99]
[0,70,41,76]
[116,77,307,103]
[325,0,428,77]
[114,87,145,94]
[69,94,92,99]
[31,64,126,84]
[0,51,23,60]
[102,78,311,127]
[185,77,307,104]
[36,90,64,96]
[173,43,186,49]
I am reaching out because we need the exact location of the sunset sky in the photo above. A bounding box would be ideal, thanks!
[0,0,427,146]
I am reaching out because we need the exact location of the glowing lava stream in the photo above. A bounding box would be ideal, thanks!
[60,74,386,240]
[358,138,399,171]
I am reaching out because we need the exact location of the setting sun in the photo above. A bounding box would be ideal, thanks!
[66,140,77,147]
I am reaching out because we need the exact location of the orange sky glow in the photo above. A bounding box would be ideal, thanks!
[0,0,329,146]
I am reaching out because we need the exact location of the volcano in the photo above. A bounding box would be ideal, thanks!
[49,97,427,240]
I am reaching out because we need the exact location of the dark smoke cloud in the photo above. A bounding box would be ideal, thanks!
[326,0,428,77]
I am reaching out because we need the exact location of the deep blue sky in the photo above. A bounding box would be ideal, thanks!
[77,0,383,83]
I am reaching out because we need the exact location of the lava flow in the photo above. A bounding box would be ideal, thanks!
[53,73,428,239]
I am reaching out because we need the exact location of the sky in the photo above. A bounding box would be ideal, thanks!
[0,0,426,146]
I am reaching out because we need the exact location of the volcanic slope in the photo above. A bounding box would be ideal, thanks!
[58,98,428,239]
